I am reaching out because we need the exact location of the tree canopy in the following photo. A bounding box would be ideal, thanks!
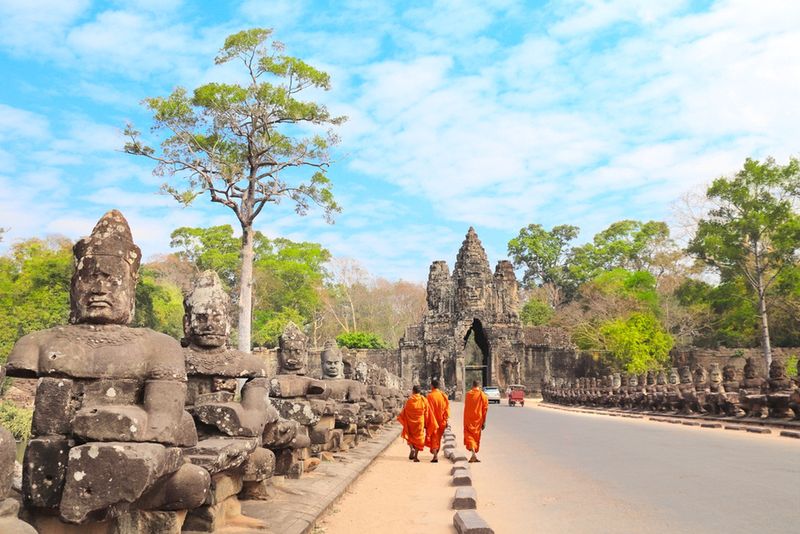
[125,27,345,351]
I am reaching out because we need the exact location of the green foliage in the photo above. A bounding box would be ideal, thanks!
[520,298,554,326]
[508,224,579,293]
[0,238,72,363]
[252,308,305,348]
[599,312,674,373]
[591,269,659,310]
[0,401,33,440]
[568,220,671,285]
[170,225,244,288]
[134,270,185,339]
[124,27,345,224]
[336,331,389,349]
[786,355,799,378]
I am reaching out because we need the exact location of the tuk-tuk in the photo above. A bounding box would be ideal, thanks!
[508,384,526,407]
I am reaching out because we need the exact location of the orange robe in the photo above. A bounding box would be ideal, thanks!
[463,387,488,452]
[425,388,450,451]
[397,393,438,451]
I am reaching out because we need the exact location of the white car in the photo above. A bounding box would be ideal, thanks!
[483,386,501,404]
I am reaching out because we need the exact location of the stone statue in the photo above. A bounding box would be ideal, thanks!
[653,370,668,411]
[790,359,800,420]
[676,365,699,414]
[277,321,309,375]
[180,270,276,528]
[704,363,724,414]
[644,371,657,411]
[766,359,795,419]
[720,364,742,416]
[665,368,681,411]
[6,210,208,529]
[739,358,767,418]
[0,387,36,533]
[321,340,345,380]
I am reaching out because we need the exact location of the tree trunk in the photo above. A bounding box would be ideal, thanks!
[238,223,255,353]
[757,287,772,368]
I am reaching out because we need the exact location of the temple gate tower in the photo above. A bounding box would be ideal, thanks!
[399,228,525,399]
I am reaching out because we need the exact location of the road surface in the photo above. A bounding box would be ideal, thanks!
[455,400,799,533]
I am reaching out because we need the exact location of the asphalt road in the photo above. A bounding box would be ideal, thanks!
[452,400,799,534]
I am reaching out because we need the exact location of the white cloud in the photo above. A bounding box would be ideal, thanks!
[0,0,89,57]
[0,104,50,141]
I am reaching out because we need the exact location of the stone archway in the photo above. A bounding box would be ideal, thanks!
[463,318,491,387]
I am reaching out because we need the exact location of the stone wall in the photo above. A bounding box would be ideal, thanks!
[671,347,800,377]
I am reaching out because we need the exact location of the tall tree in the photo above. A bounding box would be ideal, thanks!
[507,224,579,307]
[688,156,800,367]
[125,28,344,352]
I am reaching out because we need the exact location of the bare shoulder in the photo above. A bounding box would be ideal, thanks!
[5,329,53,377]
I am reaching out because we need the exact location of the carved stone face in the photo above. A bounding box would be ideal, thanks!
[321,345,344,380]
[692,366,706,386]
[678,366,692,384]
[769,360,786,380]
[186,306,227,348]
[278,323,308,375]
[629,374,638,387]
[723,365,736,382]
[612,373,621,389]
[668,368,679,385]
[657,371,666,385]
[71,255,135,325]
[646,371,655,386]
[183,271,230,348]
[744,359,756,379]
[709,364,722,385]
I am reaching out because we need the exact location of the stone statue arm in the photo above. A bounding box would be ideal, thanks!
[142,379,189,439]
[4,333,41,378]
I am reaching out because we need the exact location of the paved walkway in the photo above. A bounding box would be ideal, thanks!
[314,431,455,533]
[235,424,401,534]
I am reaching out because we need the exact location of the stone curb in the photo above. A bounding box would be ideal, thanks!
[453,510,494,534]
[539,402,800,438]
[444,431,494,534]
[238,424,401,534]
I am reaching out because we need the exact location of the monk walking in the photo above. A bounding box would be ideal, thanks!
[426,378,450,463]
[398,385,438,462]
[463,380,488,463]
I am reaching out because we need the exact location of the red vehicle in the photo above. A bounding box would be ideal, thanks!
[508,385,526,407]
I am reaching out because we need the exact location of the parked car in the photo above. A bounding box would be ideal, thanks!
[483,386,501,404]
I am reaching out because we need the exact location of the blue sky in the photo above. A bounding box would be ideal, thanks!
[1,0,798,282]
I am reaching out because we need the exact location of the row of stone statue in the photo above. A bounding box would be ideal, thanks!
[0,210,405,534]
[542,357,800,420]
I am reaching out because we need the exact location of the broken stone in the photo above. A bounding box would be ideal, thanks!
[22,436,73,510]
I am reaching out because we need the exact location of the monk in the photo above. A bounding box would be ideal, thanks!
[463,380,489,463]
[398,385,437,462]
[426,378,450,463]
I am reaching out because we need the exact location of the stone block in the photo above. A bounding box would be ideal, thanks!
[724,425,745,431]
[60,442,184,524]
[32,378,79,436]
[242,447,275,482]
[240,479,275,501]
[183,498,241,532]
[453,451,468,463]
[207,473,243,506]
[701,423,722,429]
[452,468,472,487]
[444,449,454,460]
[184,437,258,475]
[746,427,771,434]
[112,510,186,534]
[274,448,307,477]
[682,421,700,427]
[262,419,301,449]
[780,430,800,439]
[193,402,265,437]
[452,487,477,510]
[451,461,469,475]
[23,436,73,509]
[270,398,319,426]
[453,510,494,534]
[269,375,325,398]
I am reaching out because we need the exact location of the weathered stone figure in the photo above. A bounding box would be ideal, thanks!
[676,365,699,414]
[720,364,742,416]
[704,363,725,414]
[765,359,795,419]
[180,270,276,530]
[6,210,208,530]
[0,371,36,533]
[739,358,767,418]
[790,359,800,420]
[666,367,681,412]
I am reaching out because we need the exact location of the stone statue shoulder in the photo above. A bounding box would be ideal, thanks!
[183,347,267,378]
[6,325,186,381]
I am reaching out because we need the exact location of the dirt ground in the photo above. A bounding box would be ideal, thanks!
[313,434,457,534]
